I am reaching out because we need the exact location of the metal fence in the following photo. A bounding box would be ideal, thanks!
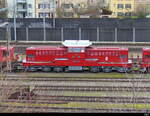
[0,18,150,42]
[0,27,150,42]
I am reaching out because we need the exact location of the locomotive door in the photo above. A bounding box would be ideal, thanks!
[68,47,85,62]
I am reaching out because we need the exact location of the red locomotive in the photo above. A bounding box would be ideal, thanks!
[0,46,15,68]
[23,40,132,72]
[140,48,150,73]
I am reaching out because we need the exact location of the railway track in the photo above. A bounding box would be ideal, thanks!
[2,96,150,104]
[1,85,150,92]
[0,105,149,113]
[1,80,150,88]
[2,76,150,83]
[1,75,150,112]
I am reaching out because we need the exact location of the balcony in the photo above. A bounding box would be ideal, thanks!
[17,8,27,12]
[17,0,27,4]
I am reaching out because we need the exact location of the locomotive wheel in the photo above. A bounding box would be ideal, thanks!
[102,68,112,73]
[126,68,132,73]
[53,67,63,72]
[90,66,99,73]
[64,67,69,72]
[117,68,131,73]
[147,68,150,73]
[42,67,51,72]
[27,66,37,72]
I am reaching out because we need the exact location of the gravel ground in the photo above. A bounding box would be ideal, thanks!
[34,91,150,98]
[1,80,150,87]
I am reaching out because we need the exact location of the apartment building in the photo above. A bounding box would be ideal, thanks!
[35,0,58,18]
[16,0,36,18]
[58,0,108,18]
[109,0,135,18]
[7,0,35,18]
[6,0,109,18]
[7,0,57,18]
[0,0,6,8]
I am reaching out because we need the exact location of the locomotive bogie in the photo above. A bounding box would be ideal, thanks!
[53,67,64,72]
[41,66,52,72]
[139,68,147,73]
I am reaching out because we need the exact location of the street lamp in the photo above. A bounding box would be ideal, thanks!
[0,0,17,42]
[0,22,11,77]
[43,0,46,41]
[53,0,55,28]
[13,0,17,42]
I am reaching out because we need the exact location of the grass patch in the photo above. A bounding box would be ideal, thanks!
[39,91,150,97]
[25,72,126,78]
[2,102,150,110]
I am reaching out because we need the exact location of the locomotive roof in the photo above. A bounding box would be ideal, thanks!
[89,47,128,51]
[62,40,92,47]
[143,48,150,51]
[26,46,66,50]
[0,46,14,50]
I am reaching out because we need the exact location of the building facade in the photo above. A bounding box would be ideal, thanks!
[57,0,108,18]
[7,0,58,18]
[109,0,135,18]
[35,0,58,18]
[7,0,35,18]
[6,0,109,18]
[0,0,7,18]
[0,0,6,8]
[135,0,150,17]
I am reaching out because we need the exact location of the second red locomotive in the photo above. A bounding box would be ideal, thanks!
[0,46,15,68]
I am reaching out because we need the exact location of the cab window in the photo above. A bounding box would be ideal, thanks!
[3,50,8,57]
[145,55,150,58]
[68,48,85,53]
[28,54,35,58]
[120,55,127,58]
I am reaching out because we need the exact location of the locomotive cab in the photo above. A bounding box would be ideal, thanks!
[141,48,150,73]
[62,40,92,71]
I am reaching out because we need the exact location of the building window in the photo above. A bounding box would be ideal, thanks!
[38,4,50,9]
[125,12,132,16]
[117,12,124,16]
[28,13,32,17]
[28,4,32,8]
[62,4,73,9]
[125,4,131,9]
[28,54,35,58]
[63,12,74,17]
[39,12,50,18]
[117,4,124,9]
[68,48,84,53]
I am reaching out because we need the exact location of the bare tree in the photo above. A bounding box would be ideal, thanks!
[135,4,149,18]
[0,10,7,18]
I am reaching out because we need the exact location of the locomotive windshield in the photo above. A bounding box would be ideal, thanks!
[68,48,85,53]
[2,50,8,57]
